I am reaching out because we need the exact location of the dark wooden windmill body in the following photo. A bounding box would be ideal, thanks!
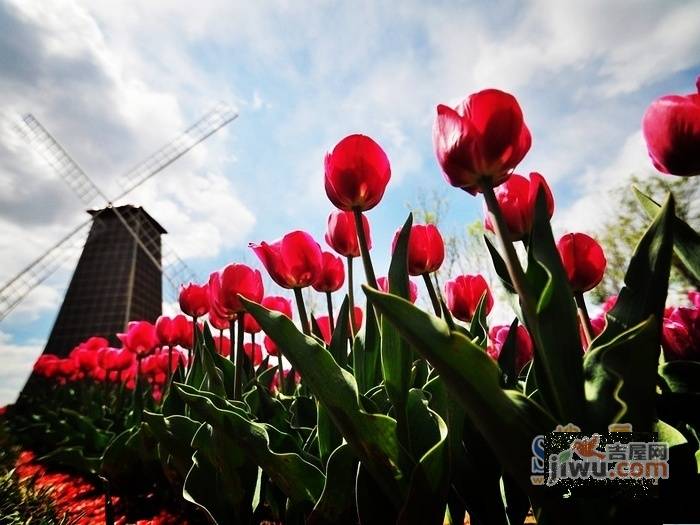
[43,206,165,356]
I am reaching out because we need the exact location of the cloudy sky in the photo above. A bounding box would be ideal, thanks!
[0,0,698,404]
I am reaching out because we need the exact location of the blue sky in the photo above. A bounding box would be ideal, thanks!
[0,0,699,404]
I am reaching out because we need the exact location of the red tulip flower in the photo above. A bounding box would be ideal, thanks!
[244,295,294,334]
[433,89,532,193]
[642,77,700,177]
[117,321,159,357]
[214,335,231,357]
[483,172,554,240]
[208,305,230,331]
[324,134,391,211]
[179,282,209,318]
[264,335,279,356]
[209,264,264,318]
[556,233,606,293]
[444,274,494,322]
[98,347,134,372]
[326,210,371,258]
[80,336,109,351]
[244,342,263,367]
[155,316,179,346]
[377,276,418,304]
[316,316,333,345]
[250,231,322,289]
[487,324,534,371]
[313,251,345,293]
[662,305,700,361]
[393,224,445,276]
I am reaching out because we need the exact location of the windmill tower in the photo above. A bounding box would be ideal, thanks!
[0,105,238,358]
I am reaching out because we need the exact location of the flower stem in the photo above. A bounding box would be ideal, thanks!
[422,273,442,316]
[229,318,236,363]
[278,358,285,396]
[575,292,594,348]
[352,208,377,289]
[294,287,310,335]
[326,291,335,334]
[480,181,538,329]
[234,316,245,400]
[218,329,223,354]
[347,256,355,336]
[166,345,172,389]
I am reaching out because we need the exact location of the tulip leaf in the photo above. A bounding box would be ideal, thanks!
[177,383,325,506]
[238,297,407,507]
[364,286,555,495]
[382,213,414,451]
[498,318,522,389]
[484,234,516,293]
[634,187,700,282]
[525,186,586,424]
[142,412,199,482]
[308,444,358,525]
[183,422,257,524]
[468,290,490,347]
[596,194,674,346]
[659,361,700,394]
[355,297,382,394]
[583,316,660,432]
[330,295,350,367]
[317,401,342,466]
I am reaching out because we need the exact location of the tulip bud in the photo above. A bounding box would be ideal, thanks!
[483,173,554,240]
[312,251,345,293]
[556,233,606,293]
[326,210,371,258]
[487,324,533,372]
[444,274,493,322]
[250,231,323,289]
[179,283,210,318]
[642,77,700,176]
[117,321,159,357]
[324,134,391,211]
[377,276,418,304]
[155,316,178,346]
[208,264,264,319]
[433,89,531,193]
[392,224,445,276]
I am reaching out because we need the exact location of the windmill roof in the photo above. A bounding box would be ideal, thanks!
[87,205,167,234]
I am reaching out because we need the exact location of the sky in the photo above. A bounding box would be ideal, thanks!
[0,0,698,404]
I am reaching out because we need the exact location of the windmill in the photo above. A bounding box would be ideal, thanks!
[0,104,237,355]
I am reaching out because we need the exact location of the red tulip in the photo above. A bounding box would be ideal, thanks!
[80,336,109,351]
[250,231,322,289]
[214,335,231,357]
[642,77,700,177]
[377,276,418,304]
[313,251,345,293]
[487,324,533,371]
[208,264,264,318]
[393,224,445,276]
[179,282,209,318]
[155,316,178,346]
[264,335,279,356]
[556,233,606,293]
[34,355,60,377]
[326,210,371,258]
[444,274,493,322]
[324,134,391,211]
[316,306,363,344]
[244,295,294,333]
[244,342,263,366]
[171,314,193,348]
[483,172,554,240]
[208,305,229,331]
[433,89,532,193]
[98,347,134,372]
[662,306,700,361]
[70,346,99,373]
[117,321,159,357]
[689,290,700,309]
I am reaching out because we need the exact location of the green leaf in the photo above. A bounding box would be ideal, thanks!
[329,296,351,367]
[355,298,382,394]
[177,383,325,506]
[484,234,515,293]
[597,193,674,345]
[241,297,407,508]
[364,286,555,495]
[526,187,586,424]
[468,291,490,347]
[583,316,660,432]
[382,213,414,451]
[142,411,199,481]
[634,187,700,282]
[659,360,700,393]
[308,444,358,525]
[497,318,521,388]
[317,402,342,467]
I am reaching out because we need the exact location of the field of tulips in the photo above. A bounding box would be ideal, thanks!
[2,79,700,525]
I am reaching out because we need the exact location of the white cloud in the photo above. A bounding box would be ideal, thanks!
[0,330,43,406]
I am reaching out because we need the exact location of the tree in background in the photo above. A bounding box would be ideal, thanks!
[591,173,700,303]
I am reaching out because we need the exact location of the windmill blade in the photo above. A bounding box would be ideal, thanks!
[19,114,104,206]
[0,219,91,321]
[113,102,238,200]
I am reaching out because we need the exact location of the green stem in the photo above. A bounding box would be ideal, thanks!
[229,318,236,363]
[218,329,223,354]
[294,287,310,335]
[234,317,245,400]
[326,291,335,334]
[575,292,594,348]
[352,208,378,289]
[481,181,538,330]
[166,345,172,392]
[422,272,441,316]
[278,357,285,396]
[347,256,356,336]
